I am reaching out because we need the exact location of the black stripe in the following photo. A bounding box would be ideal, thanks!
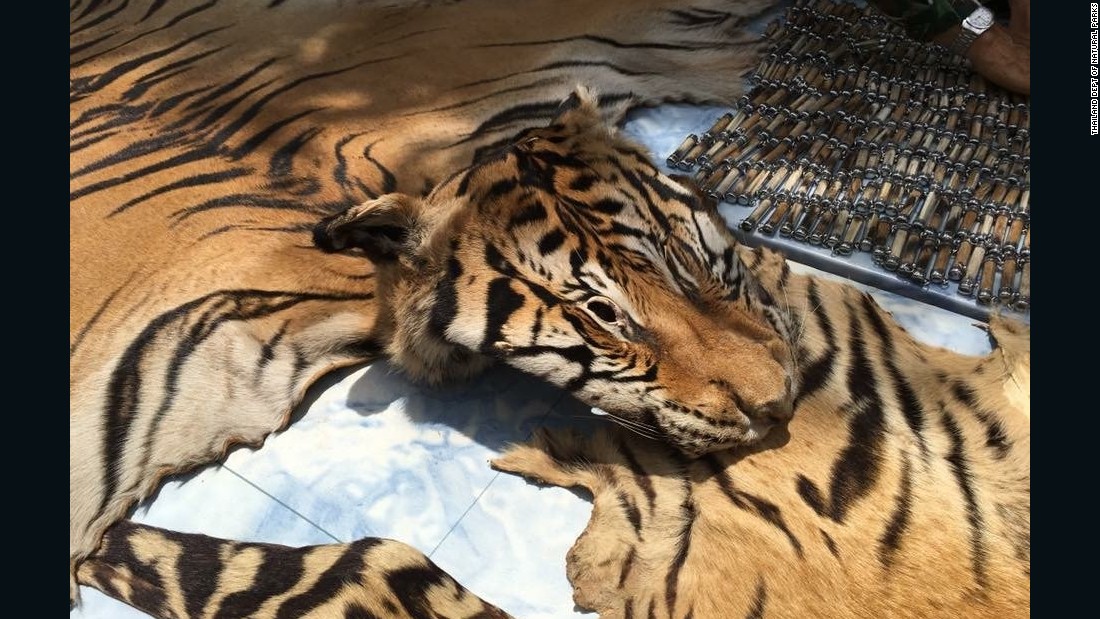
[269,127,322,177]
[483,177,519,202]
[738,492,804,559]
[384,561,457,617]
[72,0,111,24]
[150,84,215,118]
[197,223,315,241]
[162,530,227,618]
[668,8,732,28]
[124,46,227,101]
[451,59,655,92]
[778,261,791,290]
[885,361,930,458]
[362,142,397,195]
[615,435,657,512]
[971,409,1011,459]
[108,168,252,217]
[456,92,632,152]
[72,104,148,142]
[796,474,826,517]
[824,306,887,523]
[940,410,988,588]
[537,229,566,255]
[170,192,327,223]
[184,56,282,114]
[206,545,305,615]
[95,522,168,615]
[702,456,804,558]
[273,538,378,619]
[332,131,371,199]
[618,547,637,588]
[477,33,710,51]
[570,174,598,192]
[821,530,839,558]
[230,108,325,161]
[70,0,131,37]
[481,278,525,353]
[344,603,380,619]
[624,599,634,619]
[206,57,402,149]
[861,294,928,459]
[69,129,117,155]
[73,27,227,96]
[507,201,548,229]
[258,321,290,368]
[950,382,1011,459]
[69,27,118,56]
[877,454,914,568]
[341,338,385,359]
[450,100,561,148]
[139,0,170,22]
[744,579,767,619]
[664,479,695,616]
[509,343,595,368]
[484,242,517,276]
[70,271,137,357]
[719,247,742,301]
[71,0,220,69]
[748,246,765,270]
[590,198,626,214]
[134,46,221,87]
[414,76,560,118]
[71,137,204,201]
[617,491,643,534]
[288,346,310,393]
[613,162,673,232]
[793,280,836,407]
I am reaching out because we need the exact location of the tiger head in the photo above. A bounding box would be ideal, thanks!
[316,88,797,456]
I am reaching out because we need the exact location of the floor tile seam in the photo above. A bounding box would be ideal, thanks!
[426,388,571,558]
[222,464,344,543]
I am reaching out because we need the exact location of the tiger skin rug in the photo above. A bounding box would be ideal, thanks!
[70,1,1029,617]
[71,0,780,613]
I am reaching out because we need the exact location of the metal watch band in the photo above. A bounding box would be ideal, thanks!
[949,26,981,57]
[947,2,993,58]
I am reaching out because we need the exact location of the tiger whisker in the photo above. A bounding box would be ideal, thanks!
[605,417,662,441]
[594,410,662,440]
[604,413,660,435]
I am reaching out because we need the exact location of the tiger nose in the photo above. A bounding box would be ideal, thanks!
[743,377,794,422]
[746,397,793,423]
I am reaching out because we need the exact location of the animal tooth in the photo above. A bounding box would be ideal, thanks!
[591,407,609,416]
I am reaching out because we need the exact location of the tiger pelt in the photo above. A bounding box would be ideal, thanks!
[493,315,1030,619]
[70,0,778,604]
[76,88,1029,617]
[77,521,512,619]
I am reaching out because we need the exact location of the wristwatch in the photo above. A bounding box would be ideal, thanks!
[948,0,996,57]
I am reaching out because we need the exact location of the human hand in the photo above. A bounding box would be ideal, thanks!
[968,22,1030,95]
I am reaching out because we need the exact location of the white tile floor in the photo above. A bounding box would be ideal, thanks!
[72,105,999,619]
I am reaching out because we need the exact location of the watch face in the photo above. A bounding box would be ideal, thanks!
[968,7,995,30]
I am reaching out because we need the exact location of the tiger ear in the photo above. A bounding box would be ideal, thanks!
[313,193,424,262]
[550,86,604,133]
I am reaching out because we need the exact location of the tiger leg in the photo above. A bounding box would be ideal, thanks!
[78,521,513,619]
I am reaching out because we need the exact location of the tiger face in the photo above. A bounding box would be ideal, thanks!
[317,89,796,456]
